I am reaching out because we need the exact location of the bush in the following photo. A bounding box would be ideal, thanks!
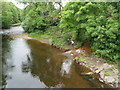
[60,2,120,61]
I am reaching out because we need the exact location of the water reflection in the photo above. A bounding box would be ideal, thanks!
[0,26,24,35]
[3,38,91,88]
[3,38,47,88]
[2,38,112,88]
[60,59,72,76]
[27,39,66,88]
[2,26,111,88]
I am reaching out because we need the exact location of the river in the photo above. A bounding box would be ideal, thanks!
[1,26,111,88]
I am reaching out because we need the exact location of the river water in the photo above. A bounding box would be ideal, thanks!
[1,26,111,88]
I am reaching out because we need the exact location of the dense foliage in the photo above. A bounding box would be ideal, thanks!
[22,2,60,33]
[22,2,119,62]
[60,2,120,61]
[1,1,22,29]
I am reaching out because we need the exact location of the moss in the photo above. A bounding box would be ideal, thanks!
[75,56,85,62]
[96,65,101,69]
[104,71,112,76]
[86,61,91,67]
[75,56,91,67]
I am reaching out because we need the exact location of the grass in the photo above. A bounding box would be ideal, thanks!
[28,32,51,40]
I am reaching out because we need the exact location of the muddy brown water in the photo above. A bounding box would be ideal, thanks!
[1,26,112,88]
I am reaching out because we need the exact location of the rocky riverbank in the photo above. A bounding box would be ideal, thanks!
[64,48,119,88]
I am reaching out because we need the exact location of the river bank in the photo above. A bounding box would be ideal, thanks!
[12,23,21,27]
[9,33,119,88]
[62,45,119,88]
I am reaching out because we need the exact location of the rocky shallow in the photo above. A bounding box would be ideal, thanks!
[64,49,119,88]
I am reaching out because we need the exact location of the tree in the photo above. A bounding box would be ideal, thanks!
[60,2,120,61]
[22,2,60,33]
[1,1,22,29]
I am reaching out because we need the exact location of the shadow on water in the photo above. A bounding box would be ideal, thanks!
[2,26,112,88]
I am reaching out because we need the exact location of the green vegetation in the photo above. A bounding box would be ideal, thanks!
[22,2,60,33]
[60,2,120,62]
[112,65,120,70]
[104,70,115,76]
[75,56,91,67]
[75,56,86,62]
[28,31,51,40]
[2,1,119,62]
[22,2,120,62]
[1,0,22,29]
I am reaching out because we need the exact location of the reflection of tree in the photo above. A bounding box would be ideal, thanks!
[24,40,112,88]
[21,54,32,73]
[25,40,66,87]
[22,62,30,73]
[2,38,14,88]
[0,35,2,88]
